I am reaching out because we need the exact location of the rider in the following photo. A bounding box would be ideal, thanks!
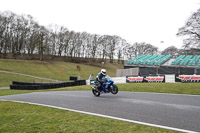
[96,69,106,91]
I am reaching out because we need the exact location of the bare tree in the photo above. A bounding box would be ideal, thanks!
[177,8,200,49]
[161,46,178,55]
[115,38,126,63]
[38,26,46,61]
[1,10,154,63]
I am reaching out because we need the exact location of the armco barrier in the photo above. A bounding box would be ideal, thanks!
[10,80,86,90]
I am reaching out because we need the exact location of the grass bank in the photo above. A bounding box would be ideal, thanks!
[0,101,178,133]
[0,72,51,87]
[0,59,122,85]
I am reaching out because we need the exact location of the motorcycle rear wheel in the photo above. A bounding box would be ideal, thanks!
[92,87,100,97]
[110,84,118,94]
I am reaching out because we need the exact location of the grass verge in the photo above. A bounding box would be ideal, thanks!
[0,101,178,133]
[117,83,200,95]
[1,83,200,96]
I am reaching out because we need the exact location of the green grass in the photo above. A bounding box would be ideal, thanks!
[117,83,200,95]
[0,59,195,132]
[0,85,90,96]
[1,83,200,96]
[0,59,122,83]
[0,101,178,133]
[0,86,89,96]
[0,72,51,87]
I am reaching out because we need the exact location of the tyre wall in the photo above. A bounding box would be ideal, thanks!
[10,80,86,90]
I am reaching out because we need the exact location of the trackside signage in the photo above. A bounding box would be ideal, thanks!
[144,76,164,83]
[126,76,165,83]
[177,75,200,82]
[126,77,144,83]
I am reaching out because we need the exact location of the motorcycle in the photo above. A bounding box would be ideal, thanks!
[91,75,118,97]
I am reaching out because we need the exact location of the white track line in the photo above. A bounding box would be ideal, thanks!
[0,99,198,133]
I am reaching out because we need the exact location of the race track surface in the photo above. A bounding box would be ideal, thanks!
[1,91,200,132]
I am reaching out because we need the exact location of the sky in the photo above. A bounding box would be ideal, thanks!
[0,0,199,51]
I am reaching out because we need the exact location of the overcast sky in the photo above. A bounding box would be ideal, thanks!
[0,0,199,51]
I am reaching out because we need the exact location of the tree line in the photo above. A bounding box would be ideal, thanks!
[1,8,199,63]
[0,11,158,63]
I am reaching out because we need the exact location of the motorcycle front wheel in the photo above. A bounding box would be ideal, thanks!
[92,87,100,97]
[110,84,118,94]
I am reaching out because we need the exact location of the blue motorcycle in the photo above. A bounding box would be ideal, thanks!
[91,75,118,97]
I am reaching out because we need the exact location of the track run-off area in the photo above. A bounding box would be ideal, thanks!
[1,91,200,133]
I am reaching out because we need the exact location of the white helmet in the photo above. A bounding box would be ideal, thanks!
[101,69,106,75]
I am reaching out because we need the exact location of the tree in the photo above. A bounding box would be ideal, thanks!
[57,26,69,57]
[1,10,140,62]
[0,11,15,58]
[105,35,116,63]
[91,34,98,59]
[37,26,48,61]
[133,42,158,56]
[122,42,158,60]
[98,35,107,61]
[25,15,40,57]
[161,46,178,55]
[116,37,126,63]
[79,32,89,58]
[177,8,200,49]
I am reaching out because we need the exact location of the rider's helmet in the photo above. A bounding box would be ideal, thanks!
[101,69,106,75]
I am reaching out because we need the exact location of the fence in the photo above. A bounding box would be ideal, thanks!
[116,68,139,77]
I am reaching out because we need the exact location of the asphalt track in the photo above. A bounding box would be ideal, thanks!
[1,91,200,132]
